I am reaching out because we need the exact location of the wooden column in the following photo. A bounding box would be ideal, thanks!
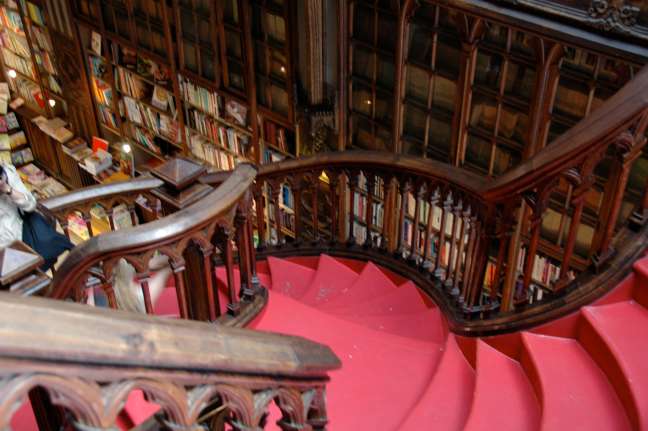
[452,18,485,166]
[392,0,417,154]
[593,126,648,266]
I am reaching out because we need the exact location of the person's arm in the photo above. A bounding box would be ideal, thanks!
[0,165,36,212]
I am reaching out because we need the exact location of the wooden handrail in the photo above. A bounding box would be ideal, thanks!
[50,163,261,322]
[40,176,163,213]
[485,65,648,202]
[0,292,339,429]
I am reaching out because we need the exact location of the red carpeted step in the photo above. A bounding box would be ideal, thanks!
[299,255,359,306]
[266,256,316,298]
[327,280,431,317]
[153,286,180,317]
[632,257,648,308]
[463,340,540,431]
[398,334,474,431]
[123,390,160,427]
[339,308,444,343]
[580,301,648,431]
[318,262,398,311]
[521,332,631,431]
[255,290,442,430]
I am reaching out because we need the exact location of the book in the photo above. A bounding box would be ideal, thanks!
[0,134,9,150]
[91,31,102,55]
[92,136,109,153]
[8,131,25,148]
[151,85,168,111]
[5,112,18,130]
[0,117,7,133]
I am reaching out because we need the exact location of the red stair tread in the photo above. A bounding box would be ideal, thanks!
[319,262,398,311]
[632,257,648,308]
[521,332,631,431]
[254,290,442,430]
[339,308,444,343]
[299,255,359,306]
[581,301,648,431]
[398,334,474,431]
[328,280,430,316]
[463,341,540,431]
[266,256,316,298]
[123,390,160,427]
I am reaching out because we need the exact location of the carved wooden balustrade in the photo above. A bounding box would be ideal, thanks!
[48,164,263,325]
[0,292,340,430]
[207,66,648,335]
[39,176,164,246]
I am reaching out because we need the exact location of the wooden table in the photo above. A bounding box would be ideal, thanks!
[0,241,51,296]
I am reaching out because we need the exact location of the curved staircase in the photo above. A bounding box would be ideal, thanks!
[11,252,648,430]
[236,253,647,430]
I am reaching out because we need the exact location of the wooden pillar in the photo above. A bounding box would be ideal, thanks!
[392,0,417,154]
[592,129,647,266]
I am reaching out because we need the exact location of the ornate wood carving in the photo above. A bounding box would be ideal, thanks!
[587,0,640,31]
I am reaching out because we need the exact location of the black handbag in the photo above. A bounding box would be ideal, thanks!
[21,210,74,271]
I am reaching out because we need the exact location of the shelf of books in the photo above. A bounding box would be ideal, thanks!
[0,0,67,117]
[259,117,296,164]
[264,181,295,244]
[178,74,252,170]
[66,202,134,245]
[350,172,385,245]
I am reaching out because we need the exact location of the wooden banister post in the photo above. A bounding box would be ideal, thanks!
[292,175,303,244]
[311,174,320,243]
[347,171,358,244]
[422,187,440,270]
[592,126,647,268]
[328,171,339,244]
[254,182,267,250]
[365,174,375,247]
[434,193,452,279]
[445,199,462,292]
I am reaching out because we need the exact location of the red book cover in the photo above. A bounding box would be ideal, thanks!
[92,136,109,153]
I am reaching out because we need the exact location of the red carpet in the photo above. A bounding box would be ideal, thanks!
[11,253,648,430]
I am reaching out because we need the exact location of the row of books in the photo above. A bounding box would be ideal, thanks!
[353,193,384,229]
[0,129,25,149]
[12,76,43,108]
[351,221,383,246]
[32,115,73,143]
[97,104,118,128]
[516,247,561,288]
[109,42,171,87]
[30,24,51,52]
[262,145,286,164]
[115,66,176,115]
[2,46,35,78]
[357,172,385,199]
[122,96,180,143]
[131,126,162,155]
[33,49,55,75]
[280,184,293,209]
[8,146,33,165]
[188,134,239,171]
[184,107,248,156]
[178,74,222,118]
[25,1,45,27]
[0,29,30,58]
[267,202,296,233]
[66,203,133,245]
[45,74,60,94]
[262,120,290,153]
[0,7,23,34]
[91,76,112,106]
[18,163,67,200]
[0,111,19,131]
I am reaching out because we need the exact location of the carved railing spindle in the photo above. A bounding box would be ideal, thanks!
[202,248,218,320]
[453,206,470,297]
[434,194,451,279]
[410,184,423,260]
[271,181,284,245]
[224,236,240,316]
[396,179,409,255]
[445,200,462,290]
[423,189,439,270]
[311,174,320,243]
[172,262,189,319]
[292,177,303,244]
[328,171,338,243]
[460,216,479,303]
[247,218,260,290]
[139,276,154,314]
[254,182,267,249]
[347,172,358,244]
[365,174,375,247]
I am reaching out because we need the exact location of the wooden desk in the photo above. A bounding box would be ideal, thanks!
[0,241,51,296]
